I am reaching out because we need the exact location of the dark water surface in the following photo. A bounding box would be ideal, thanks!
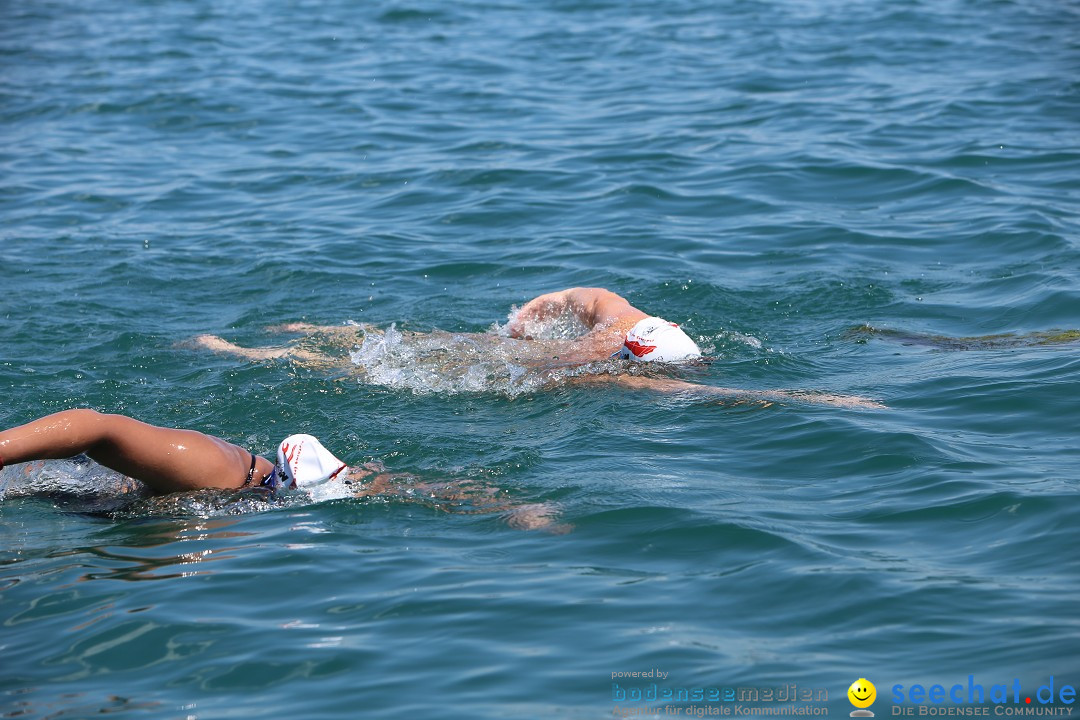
[2,0,1079,717]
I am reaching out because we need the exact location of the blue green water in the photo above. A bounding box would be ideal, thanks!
[2,0,1079,717]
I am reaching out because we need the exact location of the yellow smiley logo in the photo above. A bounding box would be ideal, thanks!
[848,678,877,709]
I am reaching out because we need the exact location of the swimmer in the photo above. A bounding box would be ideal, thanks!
[848,324,1080,351]
[0,410,563,530]
[507,287,702,362]
[196,288,700,364]
[194,287,886,409]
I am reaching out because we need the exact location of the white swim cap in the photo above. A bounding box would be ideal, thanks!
[616,317,701,363]
[273,434,348,491]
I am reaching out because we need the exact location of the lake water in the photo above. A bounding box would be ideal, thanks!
[2,0,1078,718]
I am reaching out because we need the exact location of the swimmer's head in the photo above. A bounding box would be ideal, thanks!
[616,316,701,363]
[271,434,348,491]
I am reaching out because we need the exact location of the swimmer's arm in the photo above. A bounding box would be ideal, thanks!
[265,322,366,346]
[266,322,346,335]
[191,334,340,368]
[848,325,1080,351]
[509,288,647,335]
[349,468,570,532]
[572,375,887,409]
[0,409,268,494]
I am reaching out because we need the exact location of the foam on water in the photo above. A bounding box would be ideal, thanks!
[348,323,540,395]
[346,307,650,397]
[0,458,342,518]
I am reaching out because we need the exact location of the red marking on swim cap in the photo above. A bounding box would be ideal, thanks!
[281,441,302,488]
[624,339,656,357]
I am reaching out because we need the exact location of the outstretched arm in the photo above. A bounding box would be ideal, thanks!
[508,288,648,337]
[265,322,367,350]
[0,410,273,493]
[849,325,1080,351]
[349,466,569,532]
[192,335,339,368]
[571,374,886,409]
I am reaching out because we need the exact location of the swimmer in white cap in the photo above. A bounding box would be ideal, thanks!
[194,287,885,409]
[197,287,701,365]
[0,409,347,494]
[0,408,570,533]
[0,410,566,529]
[505,287,702,362]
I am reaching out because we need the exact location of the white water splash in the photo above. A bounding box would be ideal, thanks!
[347,322,584,397]
[495,304,591,340]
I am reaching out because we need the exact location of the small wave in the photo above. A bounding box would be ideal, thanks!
[0,457,147,513]
[696,329,770,357]
[0,458,311,518]
[113,488,311,519]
